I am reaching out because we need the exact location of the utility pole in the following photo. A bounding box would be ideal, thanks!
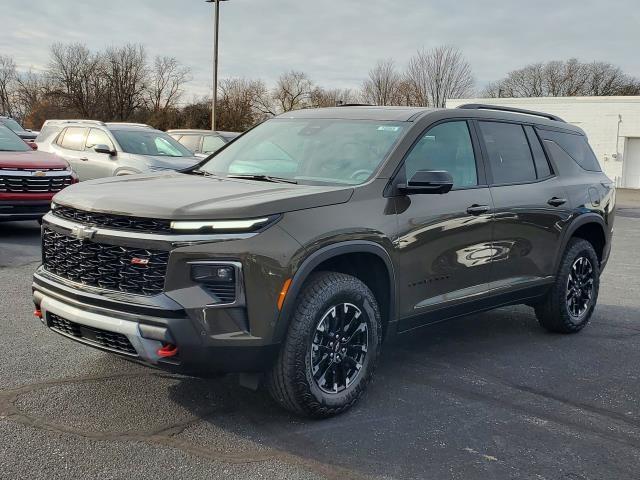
[206,0,228,131]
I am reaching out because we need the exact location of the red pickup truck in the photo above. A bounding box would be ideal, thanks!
[0,124,76,222]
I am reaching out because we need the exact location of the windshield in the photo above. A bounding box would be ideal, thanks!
[198,118,407,185]
[1,118,26,133]
[0,125,30,152]
[112,130,194,157]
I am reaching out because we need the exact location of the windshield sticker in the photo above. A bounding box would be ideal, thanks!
[377,126,401,132]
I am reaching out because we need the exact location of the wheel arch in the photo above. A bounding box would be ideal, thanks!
[275,241,397,343]
[556,214,607,270]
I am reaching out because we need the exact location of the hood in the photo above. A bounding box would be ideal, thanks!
[138,155,200,171]
[53,172,354,219]
[0,150,69,169]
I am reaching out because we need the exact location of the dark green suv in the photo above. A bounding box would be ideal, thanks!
[33,105,615,417]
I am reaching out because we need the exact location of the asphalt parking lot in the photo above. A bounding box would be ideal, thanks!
[1,193,639,480]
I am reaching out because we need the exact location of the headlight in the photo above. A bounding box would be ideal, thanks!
[170,216,278,233]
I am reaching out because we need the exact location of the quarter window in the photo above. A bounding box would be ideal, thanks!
[540,130,601,172]
[479,122,537,184]
[58,127,87,151]
[404,121,478,188]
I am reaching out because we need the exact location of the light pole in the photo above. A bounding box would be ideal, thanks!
[206,0,228,131]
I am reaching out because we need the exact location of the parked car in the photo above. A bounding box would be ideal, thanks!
[168,129,239,157]
[33,104,615,417]
[0,124,75,222]
[38,120,201,181]
[0,116,38,142]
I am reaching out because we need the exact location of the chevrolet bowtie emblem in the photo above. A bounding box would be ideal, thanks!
[32,170,46,177]
[70,225,97,241]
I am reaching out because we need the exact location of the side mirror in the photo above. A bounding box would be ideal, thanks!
[398,170,454,195]
[27,141,38,150]
[94,144,115,156]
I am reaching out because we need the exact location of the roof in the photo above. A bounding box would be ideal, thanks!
[104,122,153,130]
[276,106,437,122]
[40,120,154,131]
[167,129,240,136]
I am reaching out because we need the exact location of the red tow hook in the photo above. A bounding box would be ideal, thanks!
[34,309,43,319]
[157,343,178,358]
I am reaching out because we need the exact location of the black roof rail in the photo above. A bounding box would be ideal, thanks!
[335,102,375,107]
[456,103,565,123]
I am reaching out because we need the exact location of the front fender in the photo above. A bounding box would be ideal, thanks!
[274,240,397,343]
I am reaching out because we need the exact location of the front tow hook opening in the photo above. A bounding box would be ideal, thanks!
[157,343,179,358]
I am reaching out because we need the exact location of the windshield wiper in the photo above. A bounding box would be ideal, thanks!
[227,174,298,184]
[190,169,217,177]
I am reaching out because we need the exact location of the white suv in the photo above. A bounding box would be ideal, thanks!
[36,120,200,181]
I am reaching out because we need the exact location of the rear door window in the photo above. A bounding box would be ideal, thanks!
[58,127,87,151]
[479,122,537,184]
[539,130,601,172]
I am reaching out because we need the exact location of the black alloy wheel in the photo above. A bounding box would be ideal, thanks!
[566,256,595,320]
[310,302,369,394]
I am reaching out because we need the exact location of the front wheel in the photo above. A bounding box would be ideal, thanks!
[535,238,600,333]
[267,272,382,417]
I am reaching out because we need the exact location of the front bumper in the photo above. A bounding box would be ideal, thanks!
[0,200,51,221]
[33,270,280,375]
[31,211,300,374]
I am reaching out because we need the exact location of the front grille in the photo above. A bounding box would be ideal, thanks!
[52,205,172,234]
[42,227,169,296]
[48,313,137,356]
[0,171,73,193]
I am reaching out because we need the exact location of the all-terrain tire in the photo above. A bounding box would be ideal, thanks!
[535,238,600,333]
[267,272,382,417]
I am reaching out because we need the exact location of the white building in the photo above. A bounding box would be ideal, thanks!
[447,96,640,188]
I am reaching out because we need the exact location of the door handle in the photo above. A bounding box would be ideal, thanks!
[466,204,490,215]
[547,197,567,207]
[79,157,89,162]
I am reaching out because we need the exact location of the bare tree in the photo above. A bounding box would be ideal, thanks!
[0,55,17,116]
[361,59,402,106]
[13,71,66,129]
[217,78,268,131]
[271,70,314,113]
[484,59,640,98]
[146,56,191,112]
[406,46,474,107]
[178,97,211,129]
[49,42,105,117]
[310,87,358,107]
[103,44,148,120]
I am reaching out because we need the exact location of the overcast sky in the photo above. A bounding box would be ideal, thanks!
[2,0,639,100]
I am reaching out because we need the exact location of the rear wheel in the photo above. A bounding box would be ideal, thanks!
[535,238,600,333]
[267,272,382,417]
